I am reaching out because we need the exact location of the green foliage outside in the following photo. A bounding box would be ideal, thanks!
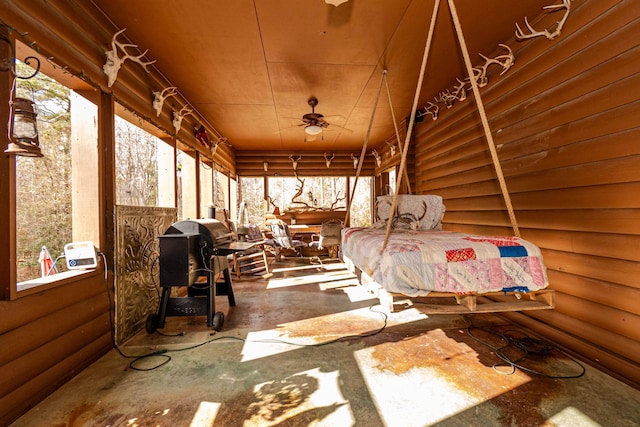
[15,65,72,281]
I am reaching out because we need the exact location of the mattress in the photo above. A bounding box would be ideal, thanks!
[342,227,548,297]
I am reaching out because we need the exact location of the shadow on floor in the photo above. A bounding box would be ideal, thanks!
[11,258,640,427]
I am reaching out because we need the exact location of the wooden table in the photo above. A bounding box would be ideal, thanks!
[288,224,322,236]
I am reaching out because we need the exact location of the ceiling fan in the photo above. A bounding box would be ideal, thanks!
[300,97,328,136]
[275,97,352,141]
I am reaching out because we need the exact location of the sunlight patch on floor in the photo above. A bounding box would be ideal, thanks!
[549,406,602,426]
[240,307,382,362]
[266,269,357,289]
[239,305,433,363]
[241,329,296,362]
[353,337,531,426]
[243,368,352,427]
[189,401,221,426]
[270,261,345,274]
[321,281,379,302]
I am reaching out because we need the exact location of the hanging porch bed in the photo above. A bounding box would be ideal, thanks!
[339,1,560,314]
[342,195,554,314]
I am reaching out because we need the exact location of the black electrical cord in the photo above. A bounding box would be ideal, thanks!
[463,315,585,379]
[99,251,175,371]
[100,248,389,371]
[124,304,387,371]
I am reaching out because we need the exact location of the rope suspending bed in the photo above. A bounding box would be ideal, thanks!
[377,0,520,252]
[343,0,554,315]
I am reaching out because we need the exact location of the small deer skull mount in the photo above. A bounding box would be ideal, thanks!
[152,87,178,117]
[350,153,359,169]
[324,152,335,168]
[385,141,397,157]
[289,154,302,171]
[103,28,156,87]
[172,106,194,134]
[516,0,571,41]
[370,150,381,167]
[211,138,221,157]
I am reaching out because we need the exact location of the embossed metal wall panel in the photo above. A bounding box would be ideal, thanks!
[114,205,176,344]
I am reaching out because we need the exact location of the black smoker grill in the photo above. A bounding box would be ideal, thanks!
[146,219,255,332]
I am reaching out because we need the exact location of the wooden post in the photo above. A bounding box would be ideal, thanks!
[345,70,386,226]
[0,27,14,299]
[381,0,440,253]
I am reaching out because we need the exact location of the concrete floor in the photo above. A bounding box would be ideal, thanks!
[12,259,640,427]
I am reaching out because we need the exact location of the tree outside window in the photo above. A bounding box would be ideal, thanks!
[15,66,72,282]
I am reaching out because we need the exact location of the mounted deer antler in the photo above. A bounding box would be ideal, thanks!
[323,152,335,168]
[424,100,440,120]
[350,153,359,169]
[103,28,156,87]
[392,201,428,231]
[172,105,194,133]
[452,79,468,102]
[438,89,456,109]
[385,140,397,157]
[370,150,382,167]
[152,87,178,117]
[290,175,308,207]
[516,0,571,41]
[478,44,515,82]
[267,196,280,215]
[289,154,301,171]
[330,190,346,210]
[211,137,229,157]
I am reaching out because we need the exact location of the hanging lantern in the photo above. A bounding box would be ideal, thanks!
[5,97,42,157]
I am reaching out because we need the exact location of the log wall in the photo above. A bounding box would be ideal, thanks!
[0,0,235,174]
[413,0,640,387]
[236,151,375,177]
[0,273,112,426]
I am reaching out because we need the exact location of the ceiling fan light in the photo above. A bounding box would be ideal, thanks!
[305,125,323,136]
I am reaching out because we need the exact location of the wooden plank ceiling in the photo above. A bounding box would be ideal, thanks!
[92,0,548,153]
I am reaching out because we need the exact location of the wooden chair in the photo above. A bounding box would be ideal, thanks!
[309,218,343,258]
[231,224,270,277]
[264,219,308,261]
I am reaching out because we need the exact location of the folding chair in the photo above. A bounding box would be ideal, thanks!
[264,220,308,261]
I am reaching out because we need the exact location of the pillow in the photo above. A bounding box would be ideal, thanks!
[247,225,264,241]
[319,219,343,248]
[375,194,446,230]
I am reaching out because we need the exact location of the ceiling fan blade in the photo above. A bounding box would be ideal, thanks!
[322,114,347,121]
[325,123,354,133]
[272,125,301,134]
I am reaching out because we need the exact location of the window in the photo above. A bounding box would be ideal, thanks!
[199,160,213,216]
[238,175,372,227]
[388,168,396,195]
[14,64,99,284]
[213,168,228,212]
[268,176,347,211]
[177,150,196,220]
[238,177,265,226]
[116,117,159,207]
[349,176,372,227]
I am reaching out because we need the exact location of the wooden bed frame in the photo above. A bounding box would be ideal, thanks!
[354,265,555,314]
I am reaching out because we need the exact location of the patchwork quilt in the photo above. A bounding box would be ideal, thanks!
[342,228,548,297]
